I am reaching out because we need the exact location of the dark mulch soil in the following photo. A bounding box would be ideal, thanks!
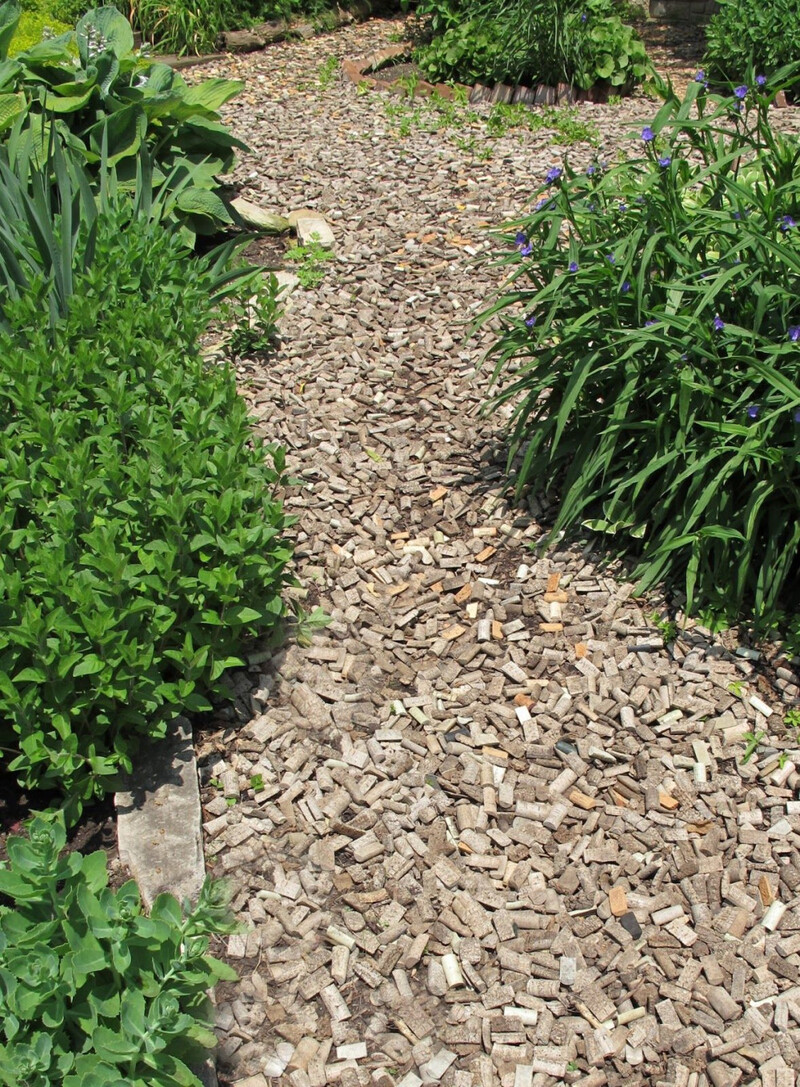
[0,769,128,889]
[240,233,288,269]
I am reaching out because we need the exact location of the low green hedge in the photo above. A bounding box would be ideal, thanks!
[704,0,800,86]
[0,200,293,816]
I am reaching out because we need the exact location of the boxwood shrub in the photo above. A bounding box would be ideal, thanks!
[0,206,293,816]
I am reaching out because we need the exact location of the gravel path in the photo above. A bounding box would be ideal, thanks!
[191,19,800,1087]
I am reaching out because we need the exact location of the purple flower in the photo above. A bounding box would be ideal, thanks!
[525,314,537,328]
[535,197,550,211]
[645,320,656,327]
[520,243,533,256]
[789,325,800,342]
[641,126,655,142]
[794,409,800,423]
[756,74,767,87]
[545,166,562,184]
[568,261,579,273]
[695,70,705,83]
[621,280,631,293]
[781,215,797,233]
[732,211,741,220]
[581,12,588,21]
[734,85,748,99]
[514,231,527,248]
[713,315,725,331]
[619,202,627,212]
[747,404,760,419]
[607,253,616,264]
[658,155,672,167]
[586,164,596,176]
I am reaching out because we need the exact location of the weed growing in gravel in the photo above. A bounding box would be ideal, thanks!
[317,54,340,89]
[741,728,767,763]
[293,605,333,646]
[379,89,598,158]
[650,612,678,643]
[220,272,284,359]
[285,236,335,288]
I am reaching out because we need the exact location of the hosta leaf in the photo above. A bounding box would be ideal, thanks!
[175,187,233,224]
[88,104,146,164]
[0,0,20,62]
[181,78,244,114]
[0,91,24,133]
[76,5,134,63]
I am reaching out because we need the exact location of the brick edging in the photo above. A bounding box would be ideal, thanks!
[342,46,617,105]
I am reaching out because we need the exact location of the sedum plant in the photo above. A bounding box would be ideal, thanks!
[478,72,800,630]
[0,1,247,242]
[0,810,239,1087]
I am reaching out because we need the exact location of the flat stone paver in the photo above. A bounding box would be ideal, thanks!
[188,18,800,1087]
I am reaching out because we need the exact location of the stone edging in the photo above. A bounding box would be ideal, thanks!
[116,716,217,1087]
[342,45,617,105]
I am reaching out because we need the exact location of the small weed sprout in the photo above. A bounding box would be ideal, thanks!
[285,234,335,289]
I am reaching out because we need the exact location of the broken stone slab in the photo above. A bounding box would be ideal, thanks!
[231,197,291,234]
[291,213,335,249]
[116,715,205,910]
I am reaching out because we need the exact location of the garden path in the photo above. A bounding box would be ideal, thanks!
[191,19,800,1087]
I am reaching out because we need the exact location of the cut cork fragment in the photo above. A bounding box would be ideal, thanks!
[574,642,588,658]
[492,620,504,640]
[547,573,561,592]
[759,874,776,907]
[429,485,448,502]
[441,624,467,641]
[454,583,472,604]
[541,623,564,632]
[476,546,497,562]
[609,886,628,917]
[569,789,597,811]
[659,792,679,810]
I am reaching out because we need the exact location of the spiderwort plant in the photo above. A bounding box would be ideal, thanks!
[478,71,800,630]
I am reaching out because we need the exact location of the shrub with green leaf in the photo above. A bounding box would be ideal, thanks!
[478,73,800,629]
[410,0,650,91]
[704,0,800,87]
[0,810,239,1087]
[0,2,246,242]
[0,147,293,815]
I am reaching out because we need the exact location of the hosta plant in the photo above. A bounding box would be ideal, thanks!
[0,809,239,1087]
[0,1,246,242]
[478,72,800,630]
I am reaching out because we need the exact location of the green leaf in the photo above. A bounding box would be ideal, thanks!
[0,0,20,62]
[175,187,233,224]
[76,6,134,62]
[0,91,24,132]
[88,104,147,164]
[181,78,244,113]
